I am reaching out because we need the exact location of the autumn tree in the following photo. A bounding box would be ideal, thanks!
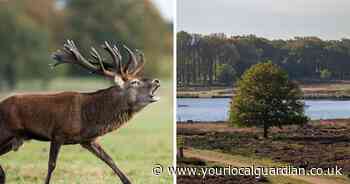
[0,0,171,88]
[229,62,308,138]
[0,3,52,90]
[63,0,171,77]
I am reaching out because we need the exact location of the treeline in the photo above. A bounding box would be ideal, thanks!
[0,0,172,90]
[177,31,350,87]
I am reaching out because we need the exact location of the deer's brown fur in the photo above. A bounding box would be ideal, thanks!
[0,86,134,145]
[0,40,160,184]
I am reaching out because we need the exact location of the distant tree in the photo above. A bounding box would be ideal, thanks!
[0,4,51,90]
[217,64,236,85]
[0,0,171,91]
[63,0,171,77]
[177,31,192,85]
[320,69,332,80]
[229,62,308,138]
[177,31,350,87]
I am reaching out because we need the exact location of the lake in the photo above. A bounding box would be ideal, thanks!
[177,98,350,121]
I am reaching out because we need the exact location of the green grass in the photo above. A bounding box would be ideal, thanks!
[0,78,173,184]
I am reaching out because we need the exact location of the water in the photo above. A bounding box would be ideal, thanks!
[177,98,350,121]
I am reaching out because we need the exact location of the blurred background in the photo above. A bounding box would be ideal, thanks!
[0,0,173,183]
[0,0,172,91]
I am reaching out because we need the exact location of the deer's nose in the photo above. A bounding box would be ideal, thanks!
[152,79,160,85]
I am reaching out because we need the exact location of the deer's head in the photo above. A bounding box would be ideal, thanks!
[51,40,160,112]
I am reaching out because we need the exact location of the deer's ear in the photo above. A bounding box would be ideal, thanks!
[114,76,125,87]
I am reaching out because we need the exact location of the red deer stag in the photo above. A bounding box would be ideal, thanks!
[0,40,160,184]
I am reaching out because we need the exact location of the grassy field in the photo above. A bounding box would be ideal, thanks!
[0,78,173,184]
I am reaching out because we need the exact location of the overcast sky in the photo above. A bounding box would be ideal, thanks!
[177,0,350,40]
[152,0,173,21]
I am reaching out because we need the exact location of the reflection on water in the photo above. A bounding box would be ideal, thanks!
[177,98,350,121]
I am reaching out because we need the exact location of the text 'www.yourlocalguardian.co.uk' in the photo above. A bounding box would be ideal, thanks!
[152,164,343,178]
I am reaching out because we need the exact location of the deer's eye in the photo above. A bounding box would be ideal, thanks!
[130,80,140,86]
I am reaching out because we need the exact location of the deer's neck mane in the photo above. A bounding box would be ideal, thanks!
[81,86,134,137]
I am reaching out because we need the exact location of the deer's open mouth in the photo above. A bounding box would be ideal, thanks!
[150,85,160,102]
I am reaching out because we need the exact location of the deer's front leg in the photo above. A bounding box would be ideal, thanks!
[81,141,131,184]
[45,142,61,184]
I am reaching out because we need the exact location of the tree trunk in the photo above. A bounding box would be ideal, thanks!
[208,60,213,85]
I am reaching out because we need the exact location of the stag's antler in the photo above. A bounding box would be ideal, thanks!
[123,45,145,77]
[51,40,145,80]
[101,41,124,76]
